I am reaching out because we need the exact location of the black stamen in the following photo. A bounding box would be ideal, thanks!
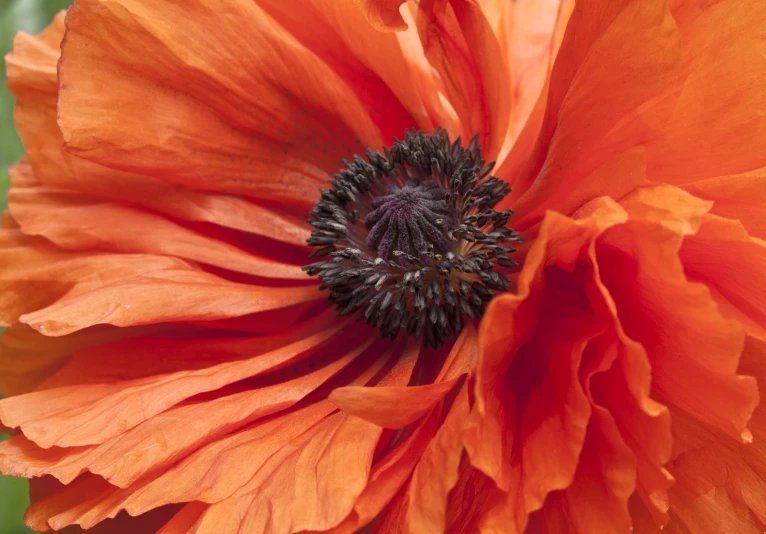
[303,129,522,347]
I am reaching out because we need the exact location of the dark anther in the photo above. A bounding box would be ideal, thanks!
[303,129,522,347]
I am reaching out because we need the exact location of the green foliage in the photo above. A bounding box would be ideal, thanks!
[0,433,32,534]
[1,3,71,532]
[1,0,71,175]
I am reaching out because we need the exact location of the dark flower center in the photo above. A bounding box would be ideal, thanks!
[366,179,454,264]
[303,129,522,347]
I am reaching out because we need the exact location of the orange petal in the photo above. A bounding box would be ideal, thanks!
[0,332,364,487]
[597,187,757,441]
[59,0,382,206]
[443,463,498,533]
[509,0,569,127]
[586,332,673,527]
[1,235,322,335]
[23,271,320,336]
[0,230,197,328]
[465,205,634,532]
[405,384,471,533]
[7,21,313,248]
[738,337,766,502]
[156,503,208,534]
[465,201,626,493]
[0,316,348,448]
[495,0,573,191]
[467,187,759,532]
[611,2,766,186]
[684,169,766,241]
[39,310,337,390]
[24,474,121,532]
[513,269,601,513]
[550,408,637,533]
[652,336,766,533]
[167,350,417,534]
[26,476,182,534]
[395,5,465,138]
[0,324,146,397]
[260,0,432,139]
[9,178,307,280]
[92,352,357,488]
[4,13,64,96]
[188,412,377,534]
[680,213,766,341]
[666,461,764,534]
[509,0,681,226]
[494,0,569,158]
[0,435,95,488]
[530,147,652,227]
[358,0,408,31]
[121,344,411,516]
[415,0,511,159]
[134,403,339,515]
[24,405,377,531]
[329,408,442,533]
[512,1,766,224]
[330,325,477,428]
[330,380,456,430]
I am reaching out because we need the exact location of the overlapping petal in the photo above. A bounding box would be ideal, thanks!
[1,0,766,532]
[58,0,384,205]
[461,185,760,532]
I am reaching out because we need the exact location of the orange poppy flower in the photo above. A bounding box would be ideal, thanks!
[1,0,765,533]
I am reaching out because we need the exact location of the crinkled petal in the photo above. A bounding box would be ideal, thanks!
[259,0,432,140]
[358,0,408,31]
[0,329,364,487]
[6,16,313,247]
[0,230,321,336]
[9,167,307,280]
[59,0,383,206]
[680,214,766,341]
[614,1,766,185]
[466,186,758,532]
[0,315,347,448]
[164,349,416,534]
[598,187,757,441]
[505,0,681,220]
[328,408,443,533]
[405,384,471,533]
[684,169,766,241]
[330,326,477,428]
[415,0,511,159]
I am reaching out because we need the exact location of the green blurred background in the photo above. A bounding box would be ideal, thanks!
[1,1,71,533]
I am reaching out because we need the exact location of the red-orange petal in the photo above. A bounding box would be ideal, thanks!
[598,187,757,442]
[358,0,408,31]
[6,17,314,248]
[415,0,511,159]
[465,201,626,493]
[58,0,383,206]
[680,213,766,341]
[157,351,416,534]
[405,384,471,533]
[549,408,636,533]
[684,169,766,241]
[0,232,322,335]
[0,331,362,487]
[506,0,681,226]
[258,0,432,141]
[9,170,307,280]
[0,324,147,397]
[330,326,477,428]
[0,317,346,448]
[328,407,443,533]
